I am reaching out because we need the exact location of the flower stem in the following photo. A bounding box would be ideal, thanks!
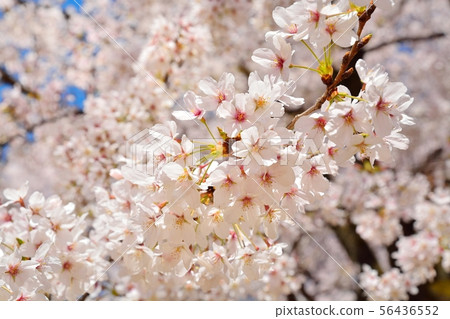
[289,64,320,74]
[198,155,216,184]
[326,11,351,18]
[233,224,246,248]
[301,40,320,63]
[1,285,12,295]
[201,118,217,143]
[341,93,368,102]
[1,242,14,252]
[233,223,258,250]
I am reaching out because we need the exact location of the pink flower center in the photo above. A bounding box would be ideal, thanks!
[309,10,320,24]
[243,253,253,265]
[212,211,223,223]
[175,215,185,228]
[288,24,298,34]
[376,98,391,114]
[6,264,20,278]
[342,109,354,125]
[265,207,276,223]
[285,187,298,198]
[274,55,285,70]
[223,175,235,189]
[356,141,368,154]
[3,213,12,222]
[51,222,60,232]
[16,294,29,301]
[217,92,226,104]
[326,23,336,35]
[308,165,320,176]
[63,261,73,271]
[213,252,222,263]
[328,147,338,157]
[260,172,272,186]
[234,110,247,122]
[241,196,253,209]
[193,108,203,117]
[313,117,327,131]
[255,96,267,110]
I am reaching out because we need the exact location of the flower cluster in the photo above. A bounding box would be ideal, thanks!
[84,0,415,299]
[267,0,394,49]
[313,168,450,300]
[1,0,448,301]
[0,183,106,300]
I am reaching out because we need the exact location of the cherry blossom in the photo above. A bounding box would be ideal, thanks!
[252,34,293,80]
[1,0,447,302]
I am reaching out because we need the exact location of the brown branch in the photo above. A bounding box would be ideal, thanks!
[365,32,446,53]
[0,109,83,148]
[331,223,379,269]
[0,68,40,99]
[77,292,89,301]
[14,0,70,15]
[0,66,86,148]
[286,4,376,130]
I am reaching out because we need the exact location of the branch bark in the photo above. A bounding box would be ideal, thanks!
[286,4,377,130]
[77,292,89,301]
[365,32,446,53]
[0,68,40,99]
[0,109,83,148]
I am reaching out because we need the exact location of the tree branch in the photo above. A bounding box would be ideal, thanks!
[77,292,89,301]
[286,4,376,130]
[0,67,40,99]
[365,32,446,53]
[0,109,83,148]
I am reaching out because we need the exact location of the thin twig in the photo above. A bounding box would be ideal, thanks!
[77,292,89,301]
[365,32,446,52]
[0,109,83,147]
[0,68,40,99]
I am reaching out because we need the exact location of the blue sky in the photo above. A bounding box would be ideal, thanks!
[0,0,87,161]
